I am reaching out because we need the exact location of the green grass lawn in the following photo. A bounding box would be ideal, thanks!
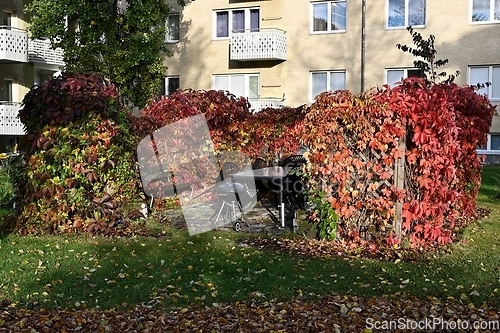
[0,168,14,220]
[0,168,12,194]
[477,165,500,205]
[0,167,499,311]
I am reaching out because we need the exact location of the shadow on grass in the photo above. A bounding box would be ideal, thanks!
[1,166,499,310]
[1,225,499,312]
[478,166,500,206]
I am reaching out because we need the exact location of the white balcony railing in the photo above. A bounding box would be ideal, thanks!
[0,26,28,63]
[28,38,64,66]
[249,97,285,113]
[0,102,24,135]
[230,28,286,61]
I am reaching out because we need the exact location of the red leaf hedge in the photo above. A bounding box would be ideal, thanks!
[303,78,496,246]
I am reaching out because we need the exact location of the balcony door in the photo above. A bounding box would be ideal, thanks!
[232,9,260,33]
[2,11,12,27]
[3,80,13,103]
[215,8,260,38]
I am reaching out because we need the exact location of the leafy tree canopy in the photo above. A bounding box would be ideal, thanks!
[26,0,186,108]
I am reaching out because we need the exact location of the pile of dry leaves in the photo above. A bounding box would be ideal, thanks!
[237,237,434,262]
[1,294,499,332]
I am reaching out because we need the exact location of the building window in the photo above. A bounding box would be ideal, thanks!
[213,74,259,99]
[311,1,347,33]
[492,134,500,150]
[3,80,13,102]
[160,76,180,96]
[478,134,500,151]
[387,0,426,28]
[471,0,500,22]
[310,71,346,101]
[214,8,260,39]
[165,13,180,42]
[469,66,500,100]
[386,68,424,86]
[2,11,12,27]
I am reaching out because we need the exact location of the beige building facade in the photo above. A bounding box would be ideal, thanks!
[0,0,64,152]
[164,0,500,156]
[1,0,499,156]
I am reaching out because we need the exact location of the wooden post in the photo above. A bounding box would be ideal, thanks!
[394,137,406,239]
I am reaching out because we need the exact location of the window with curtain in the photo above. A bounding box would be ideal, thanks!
[213,74,260,99]
[214,8,260,38]
[312,1,346,33]
[216,11,229,38]
[249,75,259,99]
[310,71,346,101]
[313,3,328,32]
[232,10,245,33]
[250,9,260,32]
[165,13,180,42]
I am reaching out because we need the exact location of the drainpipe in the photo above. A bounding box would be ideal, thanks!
[361,0,366,92]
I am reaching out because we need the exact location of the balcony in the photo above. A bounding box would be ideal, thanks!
[0,27,28,63]
[0,102,24,136]
[249,97,285,113]
[28,38,64,66]
[230,28,286,61]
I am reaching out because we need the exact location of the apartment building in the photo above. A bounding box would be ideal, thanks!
[163,0,500,159]
[0,0,64,153]
[1,0,499,159]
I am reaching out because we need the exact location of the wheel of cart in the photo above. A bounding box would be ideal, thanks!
[211,175,251,232]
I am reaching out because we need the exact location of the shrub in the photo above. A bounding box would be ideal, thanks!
[450,85,497,216]
[131,89,306,162]
[302,90,404,242]
[15,72,142,235]
[242,105,308,162]
[0,155,23,207]
[301,28,496,246]
[137,89,252,152]
[129,90,308,216]
[302,80,495,246]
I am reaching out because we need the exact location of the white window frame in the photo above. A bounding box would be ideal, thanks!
[385,68,424,87]
[161,76,180,96]
[310,1,347,34]
[470,0,500,23]
[165,13,180,43]
[469,65,500,101]
[213,7,260,40]
[477,134,500,153]
[212,73,260,99]
[309,70,346,102]
[386,0,426,29]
